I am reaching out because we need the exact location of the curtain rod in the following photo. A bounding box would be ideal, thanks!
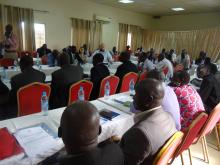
[33,9,49,14]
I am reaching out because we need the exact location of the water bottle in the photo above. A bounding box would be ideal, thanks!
[104,81,110,97]
[13,60,18,71]
[41,91,48,116]
[78,86,85,101]
[2,68,7,80]
[129,79,135,96]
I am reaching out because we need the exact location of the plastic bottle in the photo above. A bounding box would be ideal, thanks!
[78,86,85,101]
[129,79,135,96]
[104,81,110,97]
[2,68,7,80]
[41,91,48,116]
[14,60,18,71]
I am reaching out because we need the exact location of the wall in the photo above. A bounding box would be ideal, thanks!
[151,12,220,31]
[0,0,152,50]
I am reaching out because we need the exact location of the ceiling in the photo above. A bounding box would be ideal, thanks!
[89,0,220,16]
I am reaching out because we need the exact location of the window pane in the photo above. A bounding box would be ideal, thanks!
[34,23,45,49]
[127,33,132,47]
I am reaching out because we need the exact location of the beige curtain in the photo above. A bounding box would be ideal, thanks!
[72,18,91,50]
[129,25,143,51]
[0,4,35,51]
[90,21,102,51]
[118,23,128,52]
[142,27,220,61]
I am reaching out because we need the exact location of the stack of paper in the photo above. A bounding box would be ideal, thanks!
[14,125,59,158]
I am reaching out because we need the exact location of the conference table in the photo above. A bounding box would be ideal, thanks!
[0,98,134,165]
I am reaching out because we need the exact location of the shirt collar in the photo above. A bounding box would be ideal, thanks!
[134,106,162,124]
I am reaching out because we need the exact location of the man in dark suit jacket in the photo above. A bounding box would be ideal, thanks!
[37,44,52,57]
[8,55,46,117]
[43,101,124,165]
[90,53,110,100]
[120,79,177,165]
[115,52,138,92]
[49,53,83,109]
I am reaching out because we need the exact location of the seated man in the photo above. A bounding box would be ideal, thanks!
[9,55,46,117]
[120,79,177,165]
[37,44,52,58]
[49,53,83,109]
[90,53,110,100]
[131,69,181,130]
[198,64,220,114]
[44,101,124,165]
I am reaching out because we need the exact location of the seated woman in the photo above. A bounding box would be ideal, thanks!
[169,71,205,131]
[90,53,110,100]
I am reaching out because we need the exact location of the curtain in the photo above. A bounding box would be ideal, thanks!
[129,25,143,51]
[118,23,128,52]
[71,18,102,51]
[90,21,102,51]
[142,27,220,61]
[0,4,35,51]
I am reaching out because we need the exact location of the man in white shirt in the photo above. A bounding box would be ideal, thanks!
[156,53,174,78]
[143,58,156,71]
[91,43,113,63]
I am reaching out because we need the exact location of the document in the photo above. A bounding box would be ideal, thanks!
[14,125,59,157]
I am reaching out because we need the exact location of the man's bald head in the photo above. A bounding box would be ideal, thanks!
[60,101,100,154]
[134,79,164,111]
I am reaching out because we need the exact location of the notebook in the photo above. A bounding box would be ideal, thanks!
[0,127,24,160]
[99,109,120,120]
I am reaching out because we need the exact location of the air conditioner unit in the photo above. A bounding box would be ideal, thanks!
[95,15,112,24]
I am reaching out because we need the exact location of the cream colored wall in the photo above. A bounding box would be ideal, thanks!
[0,0,152,50]
[151,12,220,31]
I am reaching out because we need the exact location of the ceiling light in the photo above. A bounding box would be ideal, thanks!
[119,0,134,4]
[171,7,185,11]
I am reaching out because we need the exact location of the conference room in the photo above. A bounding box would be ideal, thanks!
[0,0,220,164]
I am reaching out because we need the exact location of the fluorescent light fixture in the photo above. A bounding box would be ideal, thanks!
[119,0,134,4]
[171,7,185,11]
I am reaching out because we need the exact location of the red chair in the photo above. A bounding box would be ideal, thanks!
[0,58,14,67]
[17,82,51,116]
[193,103,220,163]
[163,67,169,76]
[174,64,184,72]
[99,75,119,97]
[32,51,37,58]
[171,112,208,165]
[68,80,93,105]
[138,71,147,82]
[153,131,184,165]
[19,51,31,57]
[120,72,138,93]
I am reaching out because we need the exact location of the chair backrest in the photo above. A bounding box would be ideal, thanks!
[120,72,138,93]
[32,51,37,58]
[99,75,119,97]
[17,82,51,116]
[163,67,169,76]
[153,131,184,165]
[138,71,147,82]
[0,58,14,67]
[173,112,208,157]
[68,80,93,105]
[41,55,48,65]
[197,103,220,138]
[174,64,184,72]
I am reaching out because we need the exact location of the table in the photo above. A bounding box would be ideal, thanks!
[0,65,60,80]
[98,92,133,114]
[0,100,134,165]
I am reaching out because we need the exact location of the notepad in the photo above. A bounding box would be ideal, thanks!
[99,109,120,120]
[114,96,133,107]
[14,124,58,157]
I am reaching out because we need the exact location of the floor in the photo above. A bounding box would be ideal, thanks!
[172,132,220,165]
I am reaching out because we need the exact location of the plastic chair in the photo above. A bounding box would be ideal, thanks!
[68,80,93,105]
[174,64,184,72]
[41,55,48,65]
[17,82,51,116]
[163,67,169,76]
[138,71,147,82]
[32,51,37,58]
[153,131,184,165]
[120,72,138,93]
[99,75,119,97]
[0,58,14,67]
[193,103,220,163]
[171,112,208,165]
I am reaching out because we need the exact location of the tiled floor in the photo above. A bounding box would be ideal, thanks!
[172,132,220,165]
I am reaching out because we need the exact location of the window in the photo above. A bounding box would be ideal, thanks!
[34,23,45,49]
[127,32,132,47]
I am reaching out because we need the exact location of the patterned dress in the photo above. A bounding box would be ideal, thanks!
[172,85,205,131]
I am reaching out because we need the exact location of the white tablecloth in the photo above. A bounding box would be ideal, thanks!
[0,100,134,165]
